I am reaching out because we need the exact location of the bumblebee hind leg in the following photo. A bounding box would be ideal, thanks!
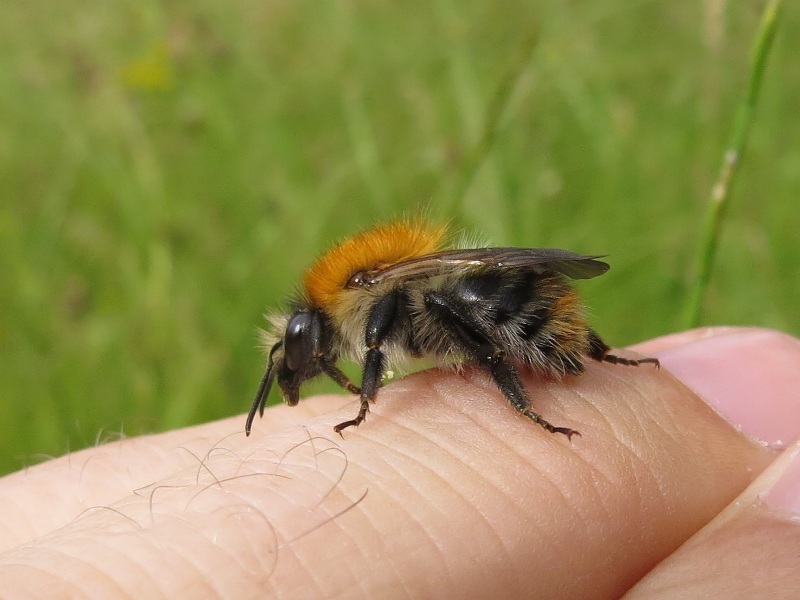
[587,328,660,368]
[425,291,579,440]
[482,346,580,439]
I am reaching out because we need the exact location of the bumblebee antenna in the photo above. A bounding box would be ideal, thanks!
[245,355,277,436]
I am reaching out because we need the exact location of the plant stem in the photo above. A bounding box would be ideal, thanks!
[683,0,783,327]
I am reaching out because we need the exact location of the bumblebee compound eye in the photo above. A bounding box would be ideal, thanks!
[283,310,322,372]
[278,310,326,407]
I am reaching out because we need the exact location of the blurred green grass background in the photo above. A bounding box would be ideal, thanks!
[1,1,797,475]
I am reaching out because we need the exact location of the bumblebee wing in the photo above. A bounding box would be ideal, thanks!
[357,248,609,285]
[495,248,610,279]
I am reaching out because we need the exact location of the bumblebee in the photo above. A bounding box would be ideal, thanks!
[246,220,658,439]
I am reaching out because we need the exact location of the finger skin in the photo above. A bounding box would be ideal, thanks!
[624,511,800,600]
[624,439,800,600]
[0,359,771,600]
[0,404,334,551]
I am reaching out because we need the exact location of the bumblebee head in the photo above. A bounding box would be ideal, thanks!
[245,309,326,435]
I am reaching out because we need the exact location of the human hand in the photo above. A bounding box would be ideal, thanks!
[1,327,799,599]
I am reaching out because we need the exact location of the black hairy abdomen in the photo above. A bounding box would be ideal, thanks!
[450,271,543,324]
[396,270,587,375]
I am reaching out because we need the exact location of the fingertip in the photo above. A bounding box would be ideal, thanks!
[641,328,800,448]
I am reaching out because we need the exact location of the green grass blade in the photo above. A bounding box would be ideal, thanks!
[683,0,784,327]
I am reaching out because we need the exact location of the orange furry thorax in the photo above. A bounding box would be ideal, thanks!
[303,221,447,310]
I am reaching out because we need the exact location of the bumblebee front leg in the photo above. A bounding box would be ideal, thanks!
[334,291,399,436]
[425,292,578,439]
[319,357,361,395]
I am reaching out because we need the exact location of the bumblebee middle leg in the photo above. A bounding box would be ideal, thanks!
[424,291,578,439]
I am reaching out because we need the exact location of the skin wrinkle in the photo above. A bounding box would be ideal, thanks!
[228,507,280,583]
[661,387,728,458]
[626,382,681,447]
[304,449,350,509]
[83,535,158,599]
[349,414,539,596]
[73,505,142,534]
[498,365,713,593]
[0,562,82,600]
[623,399,661,448]
[270,546,325,600]
[86,444,152,497]
[184,434,249,467]
[3,436,208,550]
[431,367,576,457]
[181,442,240,488]
[560,451,666,595]
[589,388,671,515]
[362,499,438,599]
[418,370,613,569]
[340,433,463,595]
[23,543,128,599]
[591,383,662,450]
[118,522,189,599]
[123,465,282,596]
[3,484,76,550]
[619,374,702,468]
[447,367,521,411]
[591,366,667,432]
[244,444,375,598]
[278,453,357,511]
[182,471,249,509]
[370,409,531,531]
[167,509,255,598]
[577,453,619,527]
[362,396,576,595]
[290,483,363,534]
[290,494,373,598]
[603,375,764,584]
[441,375,559,458]
[619,444,663,519]
[281,488,378,599]
[362,426,512,585]
[394,575,416,600]
[272,434,336,473]
[274,475,371,594]
[597,444,668,562]
[165,532,232,599]
[436,422,574,546]
[0,495,30,552]
[583,382,700,546]
[266,454,348,512]
[254,475,350,548]
[137,516,229,598]
[625,512,800,598]
[633,441,682,518]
